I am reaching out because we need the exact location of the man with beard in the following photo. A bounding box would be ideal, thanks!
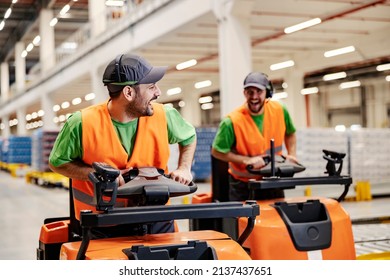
[49,54,196,236]
[211,72,296,201]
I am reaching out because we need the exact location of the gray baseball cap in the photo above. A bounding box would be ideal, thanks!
[243,72,269,90]
[103,54,167,92]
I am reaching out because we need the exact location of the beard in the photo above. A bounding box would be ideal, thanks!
[125,87,156,118]
[248,99,265,114]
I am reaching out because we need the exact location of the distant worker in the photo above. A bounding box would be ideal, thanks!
[49,53,196,236]
[211,72,297,201]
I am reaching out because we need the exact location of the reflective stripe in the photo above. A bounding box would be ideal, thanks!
[307,250,323,260]
[72,187,125,207]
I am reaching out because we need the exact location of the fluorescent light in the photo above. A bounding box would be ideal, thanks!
[53,105,61,112]
[26,43,34,52]
[284,18,321,34]
[4,8,12,19]
[21,50,28,58]
[323,72,347,81]
[198,96,213,104]
[167,87,182,95]
[50,18,58,27]
[339,80,361,90]
[335,125,346,132]
[301,87,319,95]
[201,103,214,110]
[176,59,197,70]
[85,93,96,101]
[272,92,288,99]
[195,80,212,89]
[386,75,390,82]
[376,63,390,71]
[60,5,70,16]
[270,60,295,71]
[61,101,70,109]
[324,46,355,58]
[72,98,82,105]
[0,21,4,31]
[350,124,362,131]
[33,36,41,46]
[105,0,125,7]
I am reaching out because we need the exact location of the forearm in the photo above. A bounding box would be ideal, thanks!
[49,160,93,181]
[285,133,297,157]
[211,148,247,165]
[177,140,196,171]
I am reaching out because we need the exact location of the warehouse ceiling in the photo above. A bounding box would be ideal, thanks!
[0,0,390,111]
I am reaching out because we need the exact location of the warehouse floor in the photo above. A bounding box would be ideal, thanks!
[0,170,389,260]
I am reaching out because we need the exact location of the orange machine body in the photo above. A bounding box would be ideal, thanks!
[59,230,251,260]
[238,196,356,260]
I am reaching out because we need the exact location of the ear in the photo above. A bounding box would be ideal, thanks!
[122,86,134,101]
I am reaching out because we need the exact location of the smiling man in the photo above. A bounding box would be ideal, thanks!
[49,54,196,235]
[211,72,297,201]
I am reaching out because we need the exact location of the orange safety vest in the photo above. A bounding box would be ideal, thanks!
[228,100,286,182]
[72,101,170,220]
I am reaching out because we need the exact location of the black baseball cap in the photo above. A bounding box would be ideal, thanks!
[103,54,167,92]
[243,72,269,90]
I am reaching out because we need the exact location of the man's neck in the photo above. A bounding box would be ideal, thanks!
[107,99,136,123]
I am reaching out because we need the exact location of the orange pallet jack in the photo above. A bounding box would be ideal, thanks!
[191,142,356,260]
[37,164,259,260]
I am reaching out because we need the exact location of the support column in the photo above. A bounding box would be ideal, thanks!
[89,0,107,38]
[1,115,11,138]
[212,0,253,118]
[15,42,26,94]
[1,62,9,103]
[16,107,27,136]
[40,9,56,74]
[41,91,58,131]
[181,83,202,127]
[283,69,307,129]
[90,66,107,104]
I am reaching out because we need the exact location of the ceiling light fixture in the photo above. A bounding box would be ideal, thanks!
[201,103,214,110]
[284,18,321,34]
[60,5,70,16]
[376,63,390,72]
[324,46,355,58]
[4,8,12,19]
[176,59,197,70]
[323,72,347,81]
[270,60,295,71]
[166,87,182,95]
[339,80,361,90]
[272,92,288,99]
[301,87,319,95]
[85,93,96,101]
[198,96,213,104]
[195,80,212,89]
[105,0,125,7]
[50,18,58,27]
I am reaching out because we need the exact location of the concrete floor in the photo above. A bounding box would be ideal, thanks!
[1,170,389,260]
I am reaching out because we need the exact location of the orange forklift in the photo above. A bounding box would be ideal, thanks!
[37,163,259,260]
[191,140,356,260]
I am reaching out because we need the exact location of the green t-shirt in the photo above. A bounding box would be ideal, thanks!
[212,104,296,153]
[49,104,196,167]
